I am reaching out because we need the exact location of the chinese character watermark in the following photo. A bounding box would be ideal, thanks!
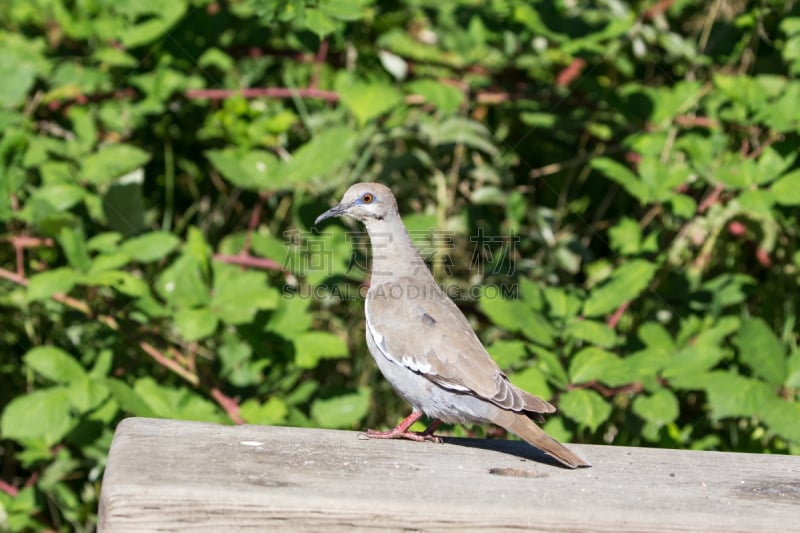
[281,228,520,301]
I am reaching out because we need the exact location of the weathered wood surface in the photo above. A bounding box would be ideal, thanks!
[99,417,799,532]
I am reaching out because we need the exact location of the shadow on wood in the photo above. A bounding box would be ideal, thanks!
[99,417,799,532]
[440,435,565,468]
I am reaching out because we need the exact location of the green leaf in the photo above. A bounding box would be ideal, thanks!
[81,144,151,185]
[87,232,123,252]
[737,189,774,217]
[632,389,679,425]
[133,377,225,423]
[27,268,79,301]
[479,289,555,347]
[90,350,114,379]
[156,254,210,308]
[119,3,187,48]
[670,194,697,218]
[319,0,371,21]
[339,82,403,127]
[304,8,339,38]
[218,336,266,387]
[65,377,109,413]
[661,345,725,387]
[583,260,657,317]
[102,169,146,235]
[734,318,786,386]
[592,157,649,202]
[58,226,91,272]
[762,397,800,443]
[543,286,581,320]
[558,389,611,432]
[509,366,551,400]
[276,127,359,185]
[638,322,676,351]
[311,387,370,428]
[0,486,40,531]
[565,319,618,348]
[518,277,544,311]
[24,346,87,383]
[120,231,180,262]
[239,397,288,425]
[175,308,219,341]
[210,263,279,324]
[266,296,313,337]
[30,184,85,212]
[532,347,568,388]
[770,169,800,206]
[406,80,464,114]
[487,340,528,369]
[608,217,642,255]
[94,46,138,67]
[205,149,279,191]
[88,252,131,274]
[105,378,156,417]
[786,348,800,388]
[0,41,44,108]
[0,388,76,446]
[83,270,149,297]
[513,4,566,41]
[703,372,775,419]
[569,347,623,384]
[294,331,349,369]
[422,117,499,156]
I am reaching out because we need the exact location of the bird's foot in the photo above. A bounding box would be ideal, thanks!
[363,428,442,443]
[361,417,443,443]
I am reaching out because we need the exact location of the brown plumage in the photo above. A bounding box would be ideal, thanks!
[316,182,590,468]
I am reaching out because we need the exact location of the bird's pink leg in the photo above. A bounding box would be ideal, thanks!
[365,412,442,443]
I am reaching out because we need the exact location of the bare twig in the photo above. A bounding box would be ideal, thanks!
[643,0,674,21]
[186,87,339,102]
[0,267,94,316]
[140,342,199,386]
[241,193,270,257]
[556,58,586,88]
[607,300,631,330]
[697,184,724,213]
[211,388,244,425]
[5,236,54,248]
[0,480,17,497]
[309,38,329,90]
[212,253,284,272]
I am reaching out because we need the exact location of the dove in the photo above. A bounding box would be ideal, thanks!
[315,182,589,468]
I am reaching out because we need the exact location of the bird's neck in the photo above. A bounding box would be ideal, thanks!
[363,216,433,286]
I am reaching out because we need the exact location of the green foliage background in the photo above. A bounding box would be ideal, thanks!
[2,0,800,529]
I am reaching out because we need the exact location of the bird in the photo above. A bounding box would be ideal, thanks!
[315,182,590,468]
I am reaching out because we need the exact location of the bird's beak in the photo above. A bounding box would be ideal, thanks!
[314,203,348,226]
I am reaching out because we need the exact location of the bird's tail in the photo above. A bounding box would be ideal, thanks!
[503,412,591,469]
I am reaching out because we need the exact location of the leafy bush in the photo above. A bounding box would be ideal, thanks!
[1,0,799,529]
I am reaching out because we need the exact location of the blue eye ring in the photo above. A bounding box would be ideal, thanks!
[361,193,374,204]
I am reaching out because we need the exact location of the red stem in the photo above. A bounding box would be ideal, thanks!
[0,480,17,497]
[309,38,329,90]
[607,300,630,329]
[212,253,283,272]
[186,87,339,102]
[211,388,244,425]
[697,183,724,213]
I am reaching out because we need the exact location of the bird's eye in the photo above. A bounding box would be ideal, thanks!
[361,193,374,204]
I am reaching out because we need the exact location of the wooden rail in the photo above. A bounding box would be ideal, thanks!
[98,417,800,532]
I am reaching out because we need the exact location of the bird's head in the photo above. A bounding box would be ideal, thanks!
[314,182,398,225]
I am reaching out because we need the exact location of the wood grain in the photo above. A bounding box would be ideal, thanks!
[99,417,800,532]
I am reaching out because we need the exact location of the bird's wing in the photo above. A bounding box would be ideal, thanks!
[365,277,554,414]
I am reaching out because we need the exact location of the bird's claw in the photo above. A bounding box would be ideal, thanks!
[362,428,442,443]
